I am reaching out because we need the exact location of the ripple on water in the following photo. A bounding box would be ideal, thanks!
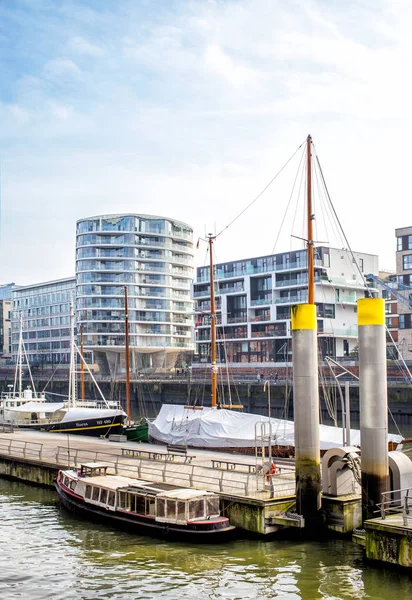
[1,480,412,600]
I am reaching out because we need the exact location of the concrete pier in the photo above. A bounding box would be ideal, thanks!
[362,514,412,568]
[0,430,303,535]
[358,298,389,521]
[291,303,321,529]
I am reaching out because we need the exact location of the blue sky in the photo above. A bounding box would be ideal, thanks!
[0,0,410,284]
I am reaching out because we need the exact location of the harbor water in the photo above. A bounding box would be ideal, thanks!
[1,479,411,600]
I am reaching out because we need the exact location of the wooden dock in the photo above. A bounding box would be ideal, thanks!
[0,429,301,535]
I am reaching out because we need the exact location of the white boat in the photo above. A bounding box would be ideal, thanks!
[0,306,127,436]
[149,404,403,452]
[55,462,235,541]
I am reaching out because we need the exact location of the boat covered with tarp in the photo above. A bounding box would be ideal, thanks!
[149,404,403,451]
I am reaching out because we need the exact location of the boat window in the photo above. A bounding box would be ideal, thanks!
[189,499,204,520]
[146,498,155,516]
[61,475,67,486]
[118,491,129,510]
[92,487,100,501]
[108,491,116,507]
[100,489,108,504]
[157,498,165,518]
[131,494,145,515]
[206,496,220,516]
[85,485,92,499]
[166,500,176,520]
[177,501,186,521]
[69,480,76,491]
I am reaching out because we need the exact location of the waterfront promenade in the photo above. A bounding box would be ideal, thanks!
[0,429,298,535]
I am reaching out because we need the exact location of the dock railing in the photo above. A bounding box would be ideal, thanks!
[0,437,43,460]
[55,446,295,500]
[376,487,412,525]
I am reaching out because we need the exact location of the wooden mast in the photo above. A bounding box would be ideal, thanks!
[208,235,217,408]
[207,234,242,410]
[80,325,85,401]
[307,134,315,304]
[124,286,131,421]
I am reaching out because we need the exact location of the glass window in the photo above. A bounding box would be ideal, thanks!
[92,487,100,501]
[146,498,156,516]
[100,489,108,504]
[108,491,116,506]
[399,314,405,329]
[408,236,412,250]
[166,500,176,519]
[189,499,204,520]
[156,498,165,518]
[397,237,403,251]
[403,255,412,270]
[206,496,220,516]
[177,501,186,521]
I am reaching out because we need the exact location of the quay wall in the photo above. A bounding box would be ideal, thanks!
[0,455,61,488]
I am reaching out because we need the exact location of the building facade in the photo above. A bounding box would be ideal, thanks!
[11,277,76,366]
[0,283,14,358]
[193,246,378,365]
[395,226,412,360]
[75,213,194,375]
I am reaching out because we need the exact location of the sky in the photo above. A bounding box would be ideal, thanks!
[0,0,411,286]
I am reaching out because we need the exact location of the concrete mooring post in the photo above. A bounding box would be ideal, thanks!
[292,303,321,529]
[358,297,389,522]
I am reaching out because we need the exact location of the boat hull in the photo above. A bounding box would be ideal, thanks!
[13,414,126,437]
[124,423,149,442]
[55,482,235,542]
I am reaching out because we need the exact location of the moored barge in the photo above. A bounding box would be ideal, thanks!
[56,463,235,542]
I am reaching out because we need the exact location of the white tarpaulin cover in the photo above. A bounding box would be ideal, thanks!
[7,401,66,413]
[149,404,403,450]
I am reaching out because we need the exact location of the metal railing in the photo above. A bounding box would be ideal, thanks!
[0,437,44,460]
[54,446,295,499]
[376,487,412,525]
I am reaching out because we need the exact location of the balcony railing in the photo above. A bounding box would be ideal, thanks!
[250,297,273,306]
[251,329,287,338]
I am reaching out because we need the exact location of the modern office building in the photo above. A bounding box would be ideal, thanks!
[75,213,195,375]
[0,283,14,358]
[395,226,412,360]
[11,277,76,366]
[193,246,378,365]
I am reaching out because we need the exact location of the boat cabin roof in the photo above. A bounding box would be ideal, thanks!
[156,488,214,501]
[82,475,150,490]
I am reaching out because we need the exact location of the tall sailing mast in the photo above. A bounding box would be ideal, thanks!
[207,234,242,410]
[291,133,321,529]
[306,134,315,304]
[80,325,85,401]
[208,235,218,408]
[124,286,131,422]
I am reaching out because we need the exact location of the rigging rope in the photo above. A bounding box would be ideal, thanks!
[215,139,306,239]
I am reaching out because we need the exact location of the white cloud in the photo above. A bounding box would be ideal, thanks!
[43,58,81,78]
[1,0,412,284]
[204,44,258,87]
[49,102,73,120]
[67,36,105,57]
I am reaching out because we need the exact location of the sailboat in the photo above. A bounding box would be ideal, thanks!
[0,313,50,423]
[149,135,404,454]
[0,304,127,436]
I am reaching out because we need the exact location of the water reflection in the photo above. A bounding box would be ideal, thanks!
[0,479,411,600]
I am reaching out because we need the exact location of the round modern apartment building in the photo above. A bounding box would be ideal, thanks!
[75,214,194,375]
